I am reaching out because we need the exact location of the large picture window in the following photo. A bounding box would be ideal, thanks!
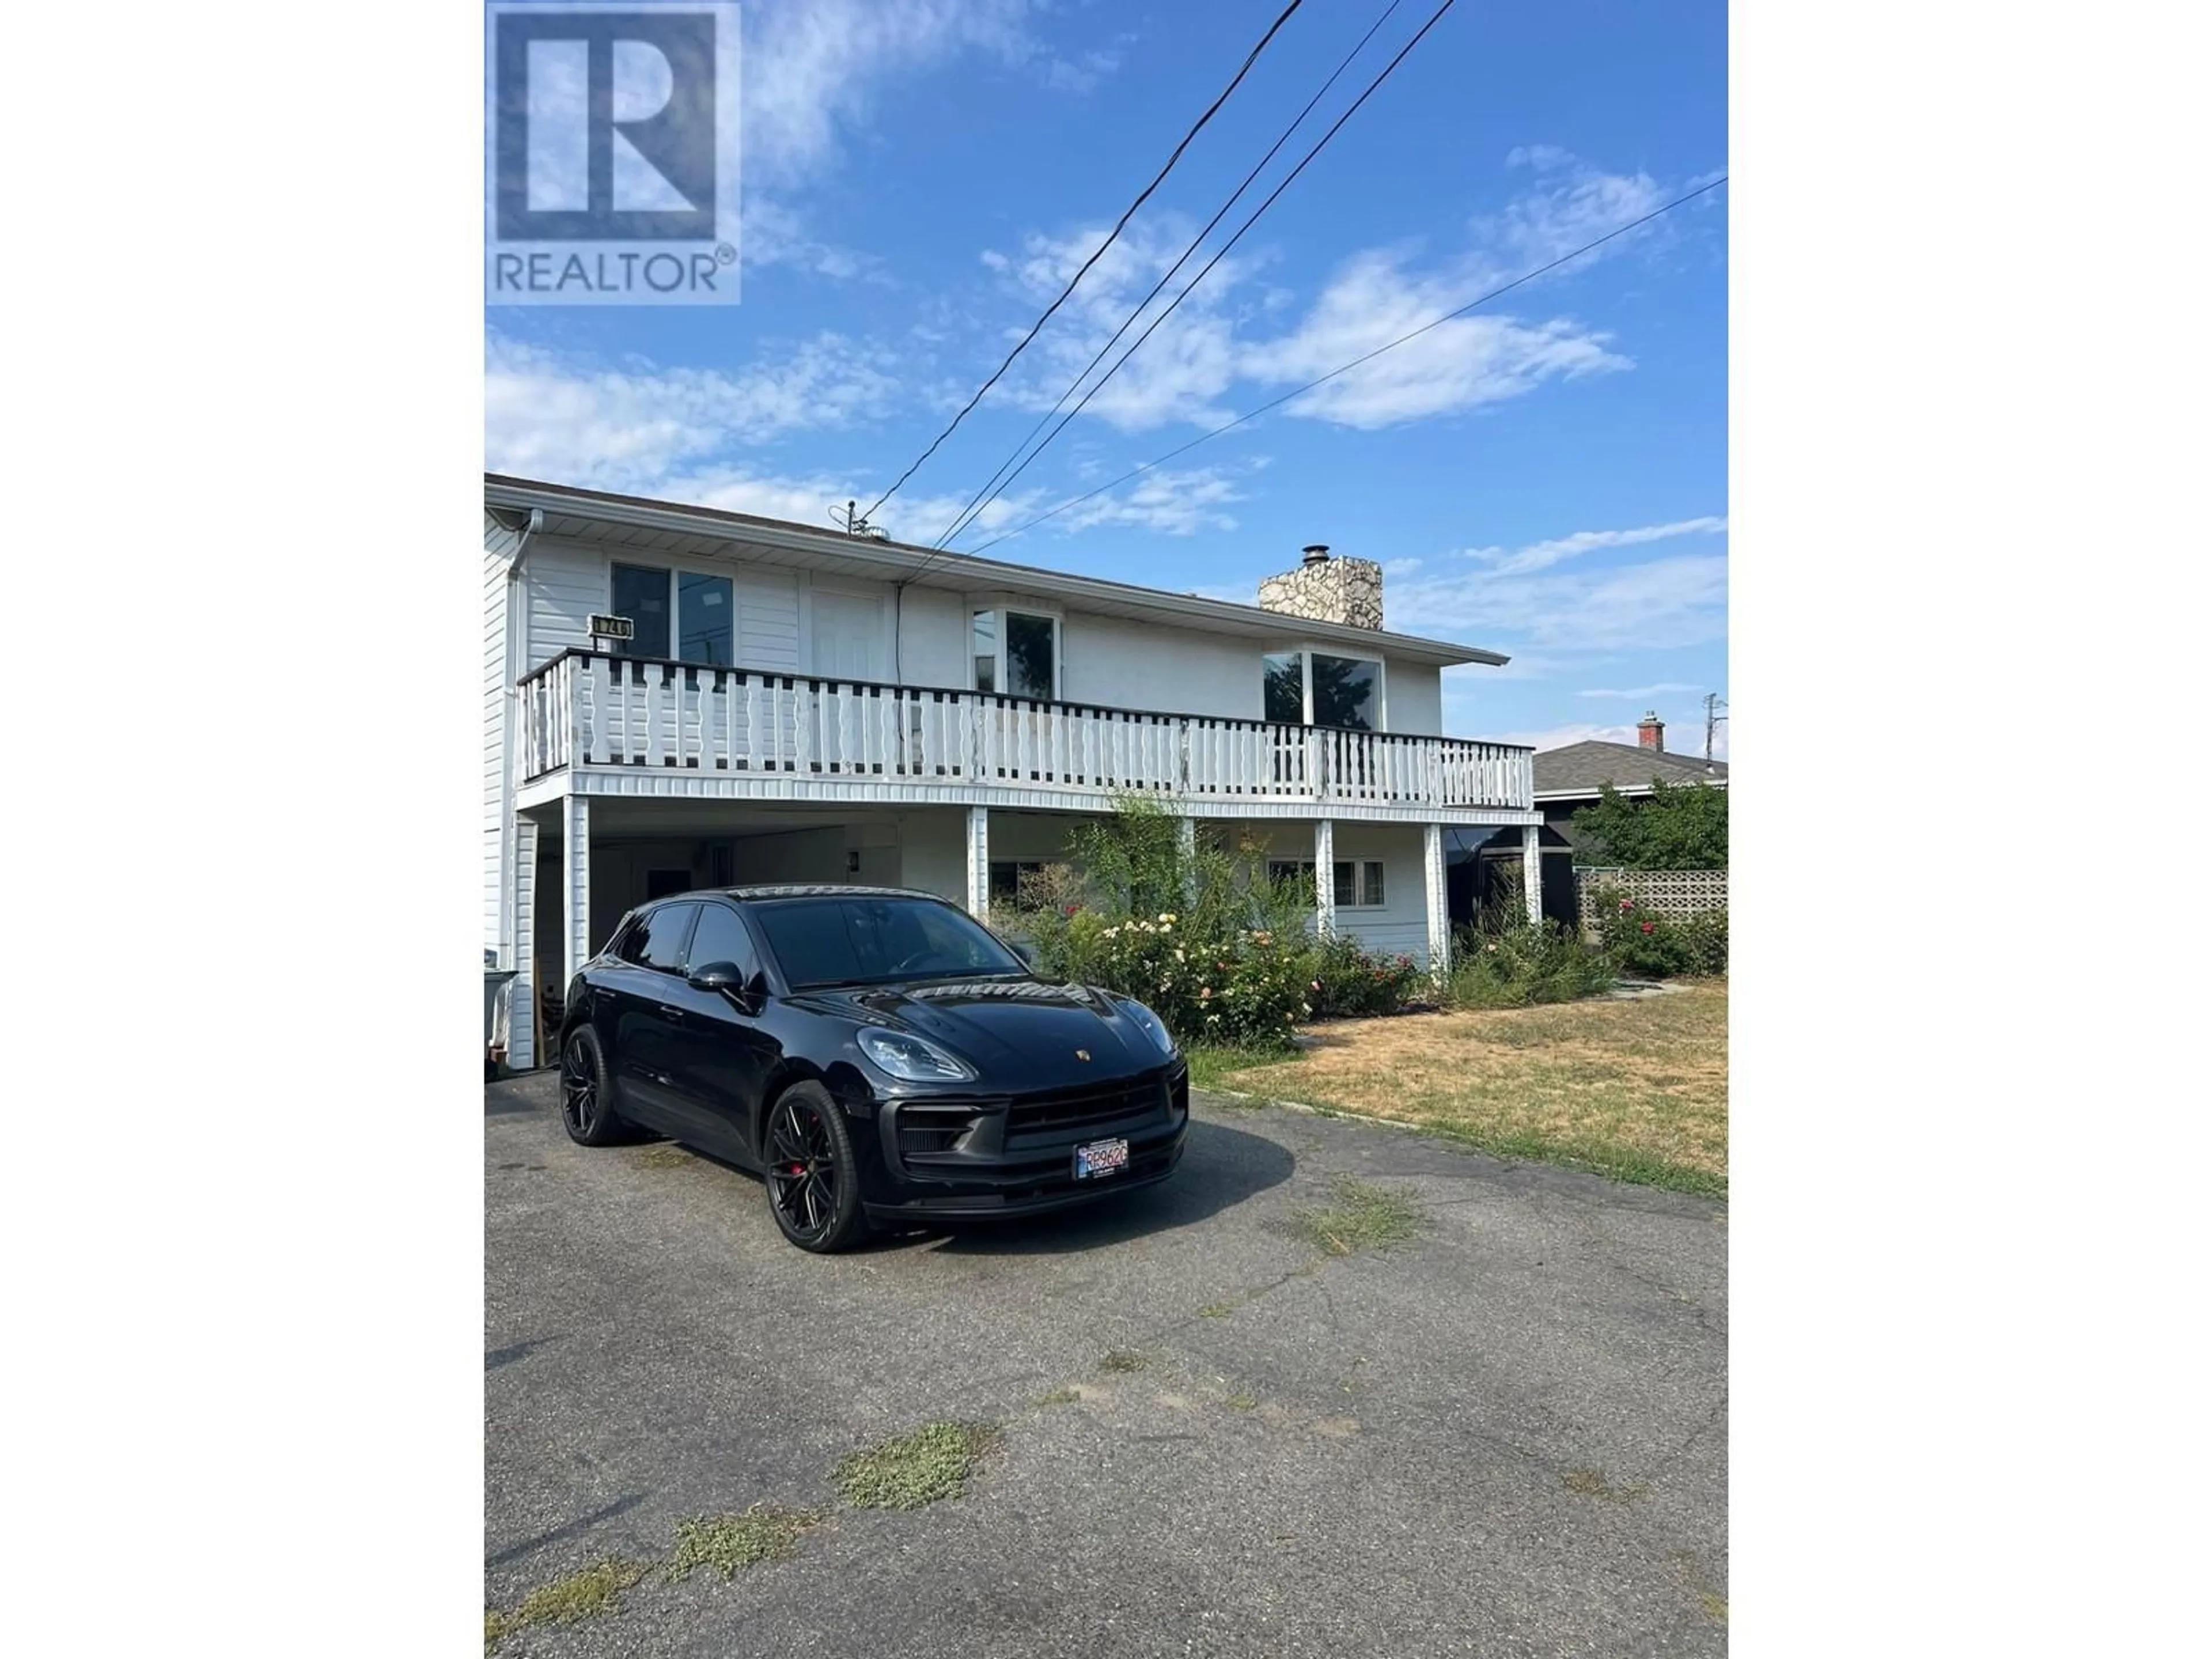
[1263,651,1304,725]
[971,605,1059,699]
[610,563,672,659]
[1310,654,1378,730]
[609,563,733,665]
[677,571,733,663]
[1259,648,1382,730]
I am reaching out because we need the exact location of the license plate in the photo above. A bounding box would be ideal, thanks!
[1074,1137,1130,1180]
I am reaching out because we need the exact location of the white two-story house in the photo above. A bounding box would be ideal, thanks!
[484,475,1543,1069]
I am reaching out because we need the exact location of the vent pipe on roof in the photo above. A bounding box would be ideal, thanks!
[1302,543,1331,566]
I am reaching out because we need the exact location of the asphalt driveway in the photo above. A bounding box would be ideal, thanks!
[487,1071,1727,1657]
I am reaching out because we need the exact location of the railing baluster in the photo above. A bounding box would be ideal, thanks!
[513,649,1535,810]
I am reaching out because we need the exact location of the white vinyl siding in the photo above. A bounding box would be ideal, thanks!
[521,537,602,668]
[1325,823,1431,960]
[740,571,802,671]
[1060,611,1261,719]
[1391,662,1444,737]
[484,516,518,957]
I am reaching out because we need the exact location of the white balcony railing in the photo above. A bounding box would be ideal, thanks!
[516,651,1534,812]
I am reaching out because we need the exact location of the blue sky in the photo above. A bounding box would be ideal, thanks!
[485,0,1728,754]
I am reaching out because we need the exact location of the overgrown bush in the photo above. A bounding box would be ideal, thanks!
[1571,778,1728,869]
[1589,887,1728,979]
[1445,920,1617,1009]
[1003,796,1315,1048]
[1305,933,1425,1019]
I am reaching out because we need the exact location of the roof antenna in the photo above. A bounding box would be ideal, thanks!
[830,499,887,539]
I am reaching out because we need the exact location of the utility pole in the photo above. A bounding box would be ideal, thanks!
[1703,692,1729,764]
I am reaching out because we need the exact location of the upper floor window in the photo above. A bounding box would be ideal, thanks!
[971,606,1058,699]
[1262,649,1382,730]
[608,563,733,665]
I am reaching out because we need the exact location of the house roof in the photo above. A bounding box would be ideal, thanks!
[1532,740,1729,800]
[485,474,1509,669]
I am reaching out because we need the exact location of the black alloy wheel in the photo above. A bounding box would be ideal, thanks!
[763,1082,867,1252]
[559,1028,627,1146]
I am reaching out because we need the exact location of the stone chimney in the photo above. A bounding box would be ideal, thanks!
[1638,711,1665,752]
[1257,544,1384,629]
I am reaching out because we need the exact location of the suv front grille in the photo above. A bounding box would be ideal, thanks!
[1006,1078,1166,1139]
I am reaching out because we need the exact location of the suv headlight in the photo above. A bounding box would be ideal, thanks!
[857,1027,977,1083]
[1122,999,1177,1058]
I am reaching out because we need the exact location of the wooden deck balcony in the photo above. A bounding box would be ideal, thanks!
[515,650,1535,817]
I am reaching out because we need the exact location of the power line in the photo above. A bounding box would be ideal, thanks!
[941,0,1459,552]
[859,0,1309,526]
[930,0,1412,552]
[963,175,1729,556]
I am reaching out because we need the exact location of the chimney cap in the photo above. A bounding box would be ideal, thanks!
[1301,543,1331,565]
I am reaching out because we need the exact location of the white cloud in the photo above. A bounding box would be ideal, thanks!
[1483,150,1668,271]
[980,215,1256,431]
[737,3,1122,281]
[744,1,1115,188]
[1475,515,1727,575]
[1503,143,1577,173]
[639,465,1044,543]
[972,146,1687,440]
[1051,464,1248,537]
[1248,248,1628,428]
[1489,721,1643,752]
[1391,553,1728,653]
[1577,681,1703,699]
[1490,719,1725,759]
[483,331,899,491]
[740,198,885,282]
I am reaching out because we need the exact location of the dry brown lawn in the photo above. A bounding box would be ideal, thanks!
[1212,981,1728,1196]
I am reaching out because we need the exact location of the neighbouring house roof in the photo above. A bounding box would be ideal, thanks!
[484,474,1509,670]
[1533,740,1729,801]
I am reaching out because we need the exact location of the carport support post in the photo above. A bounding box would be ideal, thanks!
[510,815,539,1070]
[964,805,991,918]
[1521,823,1543,926]
[1176,815,1197,907]
[1423,821,1449,979]
[1313,819,1336,939]
[564,794,591,993]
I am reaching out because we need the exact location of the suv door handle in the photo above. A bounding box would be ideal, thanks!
[658,1004,688,1023]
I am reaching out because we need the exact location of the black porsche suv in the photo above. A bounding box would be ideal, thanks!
[556,885,1189,1251]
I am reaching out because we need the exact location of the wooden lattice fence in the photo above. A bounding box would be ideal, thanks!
[1575,868,1728,941]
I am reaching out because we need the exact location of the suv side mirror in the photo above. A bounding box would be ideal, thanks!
[692,963,770,1012]
[1011,939,1039,968]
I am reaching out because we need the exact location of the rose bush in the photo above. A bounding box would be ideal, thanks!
[1028,909,1310,1047]
[1589,887,1728,979]
[1305,933,1424,1019]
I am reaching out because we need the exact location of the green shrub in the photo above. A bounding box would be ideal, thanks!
[1304,933,1424,1018]
[1446,919,1616,1009]
[1589,887,1728,979]
[1571,779,1728,869]
[1003,797,1313,1049]
[1075,911,1312,1047]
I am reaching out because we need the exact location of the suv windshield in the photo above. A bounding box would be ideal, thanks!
[752,896,1027,990]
